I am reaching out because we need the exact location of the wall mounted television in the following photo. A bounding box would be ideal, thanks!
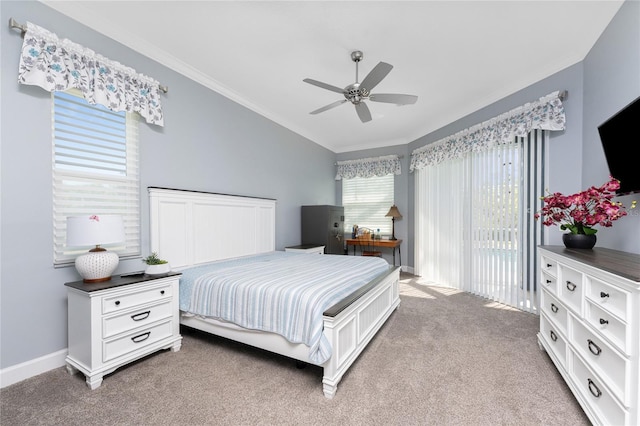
[597,95,640,195]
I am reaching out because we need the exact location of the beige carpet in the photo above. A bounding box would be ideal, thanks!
[1,274,589,425]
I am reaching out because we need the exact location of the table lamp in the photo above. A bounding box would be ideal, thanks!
[66,215,125,283]
[385,205,402,241]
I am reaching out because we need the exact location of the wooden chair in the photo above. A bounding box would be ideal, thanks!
[357,229,382,257]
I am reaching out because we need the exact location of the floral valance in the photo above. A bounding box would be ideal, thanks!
[18,22,164,126]
[335,155,401,180]
[410,91,565,171]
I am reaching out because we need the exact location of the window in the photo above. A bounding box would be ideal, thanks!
[53,90,140,265]
[342,174,394,235]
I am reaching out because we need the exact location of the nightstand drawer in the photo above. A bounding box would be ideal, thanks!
[103,301,173,338]
[102,284,172,314]
[103,320,173,363]
[540,270,558,295]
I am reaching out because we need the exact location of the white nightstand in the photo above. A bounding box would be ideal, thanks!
[285,244,325,254]
[64,272,182,389]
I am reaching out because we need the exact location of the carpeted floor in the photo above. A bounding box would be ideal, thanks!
[1,273,590,425]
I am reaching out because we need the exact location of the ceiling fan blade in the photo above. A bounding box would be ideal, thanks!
[355,102,372,123]
[303,78,345,94]
[369,93,418,105]
[309,99,348,115]
[360,62,393,91]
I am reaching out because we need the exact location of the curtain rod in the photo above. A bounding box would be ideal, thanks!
[9,17,169,94]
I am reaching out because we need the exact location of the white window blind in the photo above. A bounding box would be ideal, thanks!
[342,174,394,235]
[53,90,140,265]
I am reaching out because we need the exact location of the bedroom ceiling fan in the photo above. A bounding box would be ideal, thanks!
[303,50,418,123]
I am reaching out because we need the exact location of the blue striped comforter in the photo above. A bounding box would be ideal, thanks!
[179,251,390,364]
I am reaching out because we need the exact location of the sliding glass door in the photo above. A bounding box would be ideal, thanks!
[414,130,546,313]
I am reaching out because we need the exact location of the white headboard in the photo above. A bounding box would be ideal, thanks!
[148,187,276,269]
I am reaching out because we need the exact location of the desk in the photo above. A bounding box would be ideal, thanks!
[346,238,402,266]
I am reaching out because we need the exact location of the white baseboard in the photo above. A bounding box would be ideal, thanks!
[0,349,67,388]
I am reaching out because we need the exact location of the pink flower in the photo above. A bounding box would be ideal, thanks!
[535,176,634,235]
[89,215,100,222]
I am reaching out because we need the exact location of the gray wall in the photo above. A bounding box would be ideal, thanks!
[1,1,335,369]
[582,0,640,253]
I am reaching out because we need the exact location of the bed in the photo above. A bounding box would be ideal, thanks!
[148,187,400,398]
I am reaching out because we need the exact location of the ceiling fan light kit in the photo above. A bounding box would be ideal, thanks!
[304,50,418,123]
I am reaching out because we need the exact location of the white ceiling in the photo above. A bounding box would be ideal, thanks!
[41,1,623,153]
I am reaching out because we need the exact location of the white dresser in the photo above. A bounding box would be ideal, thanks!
[538,246,640,425]
[65,272,182,389]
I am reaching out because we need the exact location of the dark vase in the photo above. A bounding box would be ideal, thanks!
[562,233,597,249]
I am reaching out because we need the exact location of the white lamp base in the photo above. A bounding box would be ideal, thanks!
[75,250,119,283]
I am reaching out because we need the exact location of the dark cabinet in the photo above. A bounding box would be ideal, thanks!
[301,205,344,255]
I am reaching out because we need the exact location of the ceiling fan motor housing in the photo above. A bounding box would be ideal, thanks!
[344,83,369,104]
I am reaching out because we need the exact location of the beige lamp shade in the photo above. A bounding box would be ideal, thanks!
[385,205,402,240]
[386,205,402,219]
[66,215,124,283]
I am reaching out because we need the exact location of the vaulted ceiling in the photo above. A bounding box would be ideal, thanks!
[42,1,623,153]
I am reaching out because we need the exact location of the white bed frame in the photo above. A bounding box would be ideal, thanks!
[149,187,400,398]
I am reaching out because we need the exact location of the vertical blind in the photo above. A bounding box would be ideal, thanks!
[53,91,140,265]
[415,131,546,313]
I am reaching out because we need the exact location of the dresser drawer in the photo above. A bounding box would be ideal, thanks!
[540,314,567,368]
[572,320,629,405]
[586,276,629,322]
[103,301,173,338]
[541,289,568,335]
[540,255,558,278]
[103,320,173,363]
[102,284,172,314]
[585,299,628,354]
[570,350,628,426]
[540,270,558,296]
[558,264,583,315]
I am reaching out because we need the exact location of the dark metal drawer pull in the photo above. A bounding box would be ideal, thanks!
[161,290,165,295]
[550,330,557,342]
[131,332,151,343]
[115,300,121,306]
[550,303,559,313]
[546,279,552,284]
[131,311,151,321]
[599,318,609,325]
[600,291,609,298]
[566,281,577,291]
[588,379,602,398]
[587,339,602,356]
[546,263,552,268]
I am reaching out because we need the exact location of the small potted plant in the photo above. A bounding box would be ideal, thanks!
[142,252,171,275]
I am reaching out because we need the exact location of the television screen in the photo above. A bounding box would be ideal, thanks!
[597,96,640,195]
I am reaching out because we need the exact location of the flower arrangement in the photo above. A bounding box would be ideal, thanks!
[534,176,636,235]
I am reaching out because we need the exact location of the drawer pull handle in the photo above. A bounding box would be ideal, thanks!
[131,311,151,321]
[545,279,552,284]
[550,330,558,342]
[546,263,552,268]
[131,332,151,343]
[566,281,576,292]
[600,291,609,298]
[115,301,121,306]
[161,290,165,295]
[587,339,602,356]
[550,303,559,313]
[599,318,609,325]
[588,379,602,398]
